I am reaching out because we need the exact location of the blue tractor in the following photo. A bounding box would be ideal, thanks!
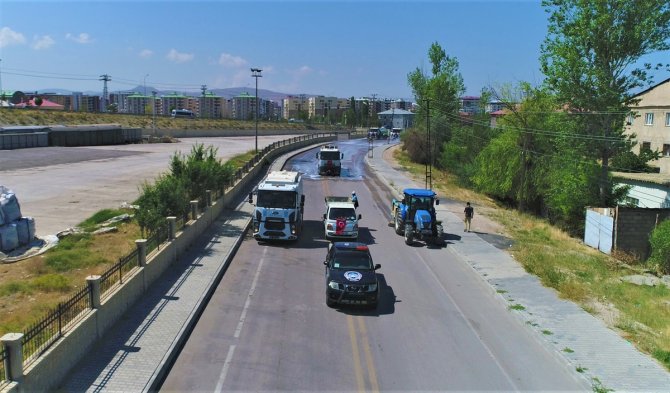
[391,188,444,246]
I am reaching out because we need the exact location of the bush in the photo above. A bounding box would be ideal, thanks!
[648,219,670,274]
[135,143,234,233]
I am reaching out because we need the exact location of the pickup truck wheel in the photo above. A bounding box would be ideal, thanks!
[394,211,403,235]
[404,225,413,245]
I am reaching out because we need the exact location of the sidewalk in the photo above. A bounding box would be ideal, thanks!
[367,142,670,392]
[59,205,253,392]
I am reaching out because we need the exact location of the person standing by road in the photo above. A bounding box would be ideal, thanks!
[464,202,474,232]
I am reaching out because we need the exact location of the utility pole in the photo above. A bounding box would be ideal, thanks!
[251,68,262,153]
[370,93,377,128]
[99,74,111,113]
[426,99,432,189]
[0,58,3,99]
[200,84,207,119]
[152,91,157,136]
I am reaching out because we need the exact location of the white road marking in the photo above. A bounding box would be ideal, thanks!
[214,247,267,392]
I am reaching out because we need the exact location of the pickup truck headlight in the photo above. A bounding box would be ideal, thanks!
[328,281,342,290]
[367,283,377,292]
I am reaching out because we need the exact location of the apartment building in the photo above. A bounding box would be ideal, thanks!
[460,96,481,114]
[625,77,670,173]
[231,92,259,120]
[125,93,155,115]
[282,95,309,120]
[161,93,190,116]
[199,92,223,119]
[307,96,348,120]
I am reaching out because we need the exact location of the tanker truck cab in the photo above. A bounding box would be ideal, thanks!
[316,144,344,176]
[249,170,305,241]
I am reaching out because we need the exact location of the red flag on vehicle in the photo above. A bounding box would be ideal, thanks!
[335,217,346,235]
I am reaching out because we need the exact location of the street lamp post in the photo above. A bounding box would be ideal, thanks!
[152,91,157,136]
[143,74,149,96]
[251,68,263,153]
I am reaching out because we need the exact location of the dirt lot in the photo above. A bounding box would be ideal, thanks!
[1,135,295,237]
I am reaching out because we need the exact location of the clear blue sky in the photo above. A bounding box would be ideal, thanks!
[1,0,668,101]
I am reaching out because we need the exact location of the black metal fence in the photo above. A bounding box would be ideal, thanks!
[20,285,91,365]
[5,132,334,380]
[0,346,6,384]
[146,224,168,254]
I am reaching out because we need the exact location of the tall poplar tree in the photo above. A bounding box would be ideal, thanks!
[540,0,670,205]
[407,42,465,164]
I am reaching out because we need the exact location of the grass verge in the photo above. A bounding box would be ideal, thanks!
[393,148,670,370]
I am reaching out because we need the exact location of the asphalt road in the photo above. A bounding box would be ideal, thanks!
[160,140,587,392]
[0,136,296,237]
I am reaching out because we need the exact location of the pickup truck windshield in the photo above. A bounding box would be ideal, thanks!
[257,190,297,209]
[329,207,356,220]
[332,251,372,269]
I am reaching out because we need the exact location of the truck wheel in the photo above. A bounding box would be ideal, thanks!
[404,226,413,245]
[394,211,403,235]
[436,224,444,245]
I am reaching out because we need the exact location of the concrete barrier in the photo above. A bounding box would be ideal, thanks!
[0,134,335,393]
[0,132,48,149]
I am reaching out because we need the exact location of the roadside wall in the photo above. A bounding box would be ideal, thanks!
[3,135,335,393]
[615,206,670,259]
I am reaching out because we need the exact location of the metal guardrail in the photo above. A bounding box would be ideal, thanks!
[8,132,335,382]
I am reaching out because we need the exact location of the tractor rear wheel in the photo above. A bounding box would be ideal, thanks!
[394,211,404,235]
[404,225,413,245]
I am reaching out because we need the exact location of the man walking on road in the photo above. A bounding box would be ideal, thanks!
[464,202,474,232]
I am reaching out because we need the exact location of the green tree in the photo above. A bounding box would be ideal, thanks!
[34,96,43,108]
[472,84,561,213]
[135,175,190,234]
[407,42,465,165]
[440,89,495,182]
[136,144,234,233]
[540,0,670,206]
[649,219,670,274]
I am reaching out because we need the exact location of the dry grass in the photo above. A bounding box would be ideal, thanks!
[0,221,141,335]
[0,108,322,131]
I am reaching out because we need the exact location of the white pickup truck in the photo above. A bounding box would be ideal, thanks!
[323,196,361,241]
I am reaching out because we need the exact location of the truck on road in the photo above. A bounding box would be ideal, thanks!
[249,170,305,241]
[323,196,361,241]
[316,144,344,176]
